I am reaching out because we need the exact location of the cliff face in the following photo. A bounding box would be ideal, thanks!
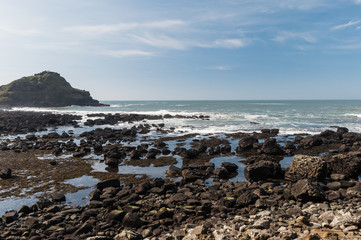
[0,71,107,107]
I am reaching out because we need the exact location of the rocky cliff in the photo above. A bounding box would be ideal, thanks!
[0,71,107,107]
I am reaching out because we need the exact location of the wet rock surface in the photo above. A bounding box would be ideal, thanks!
[0,112,360,239]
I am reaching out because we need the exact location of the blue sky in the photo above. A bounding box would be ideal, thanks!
[0,0,361,100]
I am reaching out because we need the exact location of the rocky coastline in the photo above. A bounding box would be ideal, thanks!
[0,111,360,239]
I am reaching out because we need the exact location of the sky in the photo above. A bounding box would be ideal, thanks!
[0,0,361,100]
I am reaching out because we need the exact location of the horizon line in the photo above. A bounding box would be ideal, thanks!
[99,99,361,101]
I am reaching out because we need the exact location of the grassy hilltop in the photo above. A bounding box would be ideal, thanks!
[0,71,106,107]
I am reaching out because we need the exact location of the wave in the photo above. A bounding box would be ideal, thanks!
[344,113,361,118]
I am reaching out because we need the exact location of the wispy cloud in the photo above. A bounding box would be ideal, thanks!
[0,25,40,36]
[63,20,187,35]
[101,49,155,57]
[332,20,361,30]
[213,66,232,71]
[131,33,188,50]
[355,0,361,5]
[197,38,249,49]
[273,31,316,43]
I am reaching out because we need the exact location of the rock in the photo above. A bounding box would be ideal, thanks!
[337,127,349,135]
[326,153,361,179]
[260,138,284,155]
[330,211,361,229]
[52,192,66,202]
[243,229,272,239]
[74,223,93,235]
[238,136,258,150]
[96,178,120,191]
[81,209,98,222]
[236,192,259,207]
[327,182,342,190]
[291,179,325,202]
[134,182,151,194]
[300,136,323,148]
[346,186,361,197]
[2,211,17,223]
[122,213,143,228]
[252,219,271,229]
[108,210,126,223]
[244,160,283,182]
[285,155,327,182]
[166,165,182,177]
[0,168,11,179]
[182,168,208,183]
[213,167,230,179]
[221,162,238,173]
[105,158,119,167]
[36,198,52,209]
[17,205,31,214]
[0,71,107,107]
[114,230,143,240]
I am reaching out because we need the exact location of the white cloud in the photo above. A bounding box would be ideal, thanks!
[0,25,40,36]
[63,20,187,35]
[197,38,248,49]
[273,31,316,43]
[213,66,232,71]
[355,0,361,4]
[332,20,361,30]
[101,49,155,57]
[131,33,188,50]
[214,39,247,48]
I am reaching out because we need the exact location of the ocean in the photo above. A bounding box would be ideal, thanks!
[11,100,361,136]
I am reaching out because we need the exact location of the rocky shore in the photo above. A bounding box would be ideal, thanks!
[0,111,361,239]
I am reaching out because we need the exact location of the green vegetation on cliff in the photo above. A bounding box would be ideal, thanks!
[0,71,106,107]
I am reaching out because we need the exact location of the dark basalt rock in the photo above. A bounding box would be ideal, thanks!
[0,71,107,107]
[325,153,361,179]
[260,138,284,155]
[0,168,11,179]
[244,160,284,182]
[291,179,325,202]
[285,155,328,182]
[238,136,258,150]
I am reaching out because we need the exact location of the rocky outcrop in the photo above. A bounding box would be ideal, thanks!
[285,155,328,182]
[244,160,283,182]
[0,71,107,107]
[325,152,361,179]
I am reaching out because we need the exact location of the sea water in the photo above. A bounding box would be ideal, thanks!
[10,100,361,136]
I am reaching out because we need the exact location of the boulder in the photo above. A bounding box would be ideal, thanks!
[2,211,17,223]
[291,179,325,202]
[326,153,361,179]
[52,192,66,202]
[0,168,11,179]
[221,162,238,173]
[260,138,284,155]
[300,136,323,148]
[244,160,283,182]
[181,168,208,183]
[96,178,120,191]
[213,167,230,179]
[114,230,143,240]
[238,136,258,150]
[122,213,143,228]
[166,165,182,177]
[285,155,328,182]
[236,191,259,207]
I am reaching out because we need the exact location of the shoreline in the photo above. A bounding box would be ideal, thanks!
[0,110,360,239]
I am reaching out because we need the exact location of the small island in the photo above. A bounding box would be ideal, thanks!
[0,71,107,107]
